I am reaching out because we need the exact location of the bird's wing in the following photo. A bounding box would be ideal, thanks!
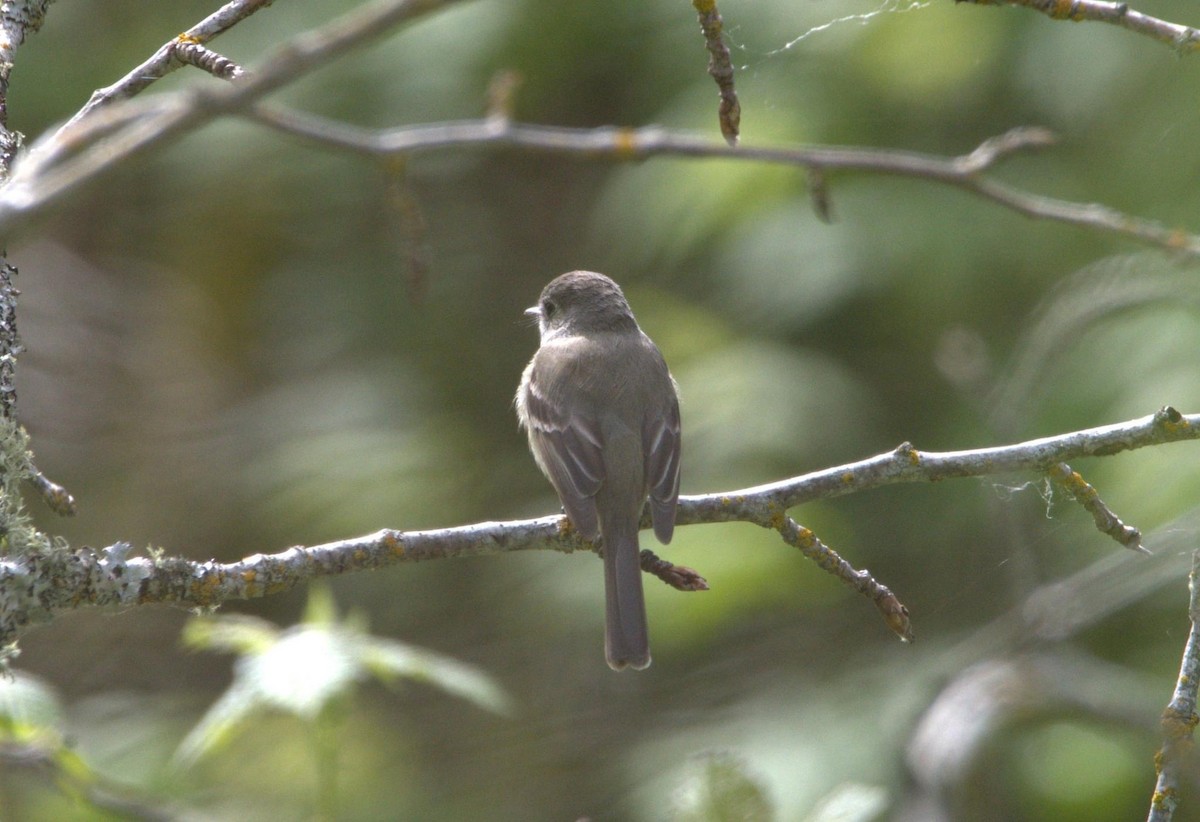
[523,365,604,540]
[645,382,681,545]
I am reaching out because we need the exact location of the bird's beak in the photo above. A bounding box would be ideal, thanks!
[524,305,541,319]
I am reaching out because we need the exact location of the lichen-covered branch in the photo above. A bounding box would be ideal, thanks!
[959,0,1200,53]
[0,0,52,136]
[2,407,1195,662]
[1147,551,1200,822]
[0,0,53,421]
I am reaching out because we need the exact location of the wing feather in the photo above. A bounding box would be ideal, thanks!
[522,363,604,539]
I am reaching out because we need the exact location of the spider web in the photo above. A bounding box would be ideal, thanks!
[748,0,934,61]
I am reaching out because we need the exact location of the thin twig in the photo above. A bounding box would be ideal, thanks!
[960,0,1200,53]
[242,110,1200,256]
[1047,461,1145,553]
[1147,551,1200,821]
[60,0,275,130]
[775,516,913,641]
[692,0,740,145]
[641,549,709,591]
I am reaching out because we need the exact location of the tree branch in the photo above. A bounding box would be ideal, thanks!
[1147,550,1200,822]
[0,0,467,239]
[2,408,1194,658]
[239,110,1200,257]
[0,0,53,420]
[58,0,274,131]
[1048,461,1146,553]
[0,1,1192,260]
[692,0,739,145]
[959,0,1200,53]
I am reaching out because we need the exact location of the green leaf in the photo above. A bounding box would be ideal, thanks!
[363,639,513,716]
[175,587,513,767]
[181,613,280,655]
[172,676,260,768]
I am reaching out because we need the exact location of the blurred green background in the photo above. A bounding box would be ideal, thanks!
[2,0,1200,819]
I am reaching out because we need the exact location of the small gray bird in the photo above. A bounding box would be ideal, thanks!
[516,271,681,670]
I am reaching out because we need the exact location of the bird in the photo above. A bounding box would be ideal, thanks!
[516,271,681,670]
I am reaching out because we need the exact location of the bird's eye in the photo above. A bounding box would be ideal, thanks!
[542,299,556,317]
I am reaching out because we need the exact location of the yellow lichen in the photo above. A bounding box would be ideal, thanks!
[382,531,405,558]
[612,128,639,160]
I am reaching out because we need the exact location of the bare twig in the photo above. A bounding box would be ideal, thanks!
[1,408,1195,656]
[382,157,432,302]
[959,0,1200,53]
[61,0,275,130]
[1047,461,1145,553]
[775,515,913,641]
[692,0,740,145]
[1147,551,1200,822]
[641,549,709,591]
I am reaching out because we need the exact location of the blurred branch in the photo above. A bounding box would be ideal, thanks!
[1147,551,1200,822]
[2,407,1195,656]
[243,110,1200,256]
[0,0,466,238]
[901,513,1200,817]
[959,0,1200,53]
[1,2,1195,259]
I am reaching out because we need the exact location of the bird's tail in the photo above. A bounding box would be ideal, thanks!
[602,515,650,671]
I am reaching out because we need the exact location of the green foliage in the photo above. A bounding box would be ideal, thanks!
[175,585,511,771]
[0,671,114,815]
[671,752,775,822]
